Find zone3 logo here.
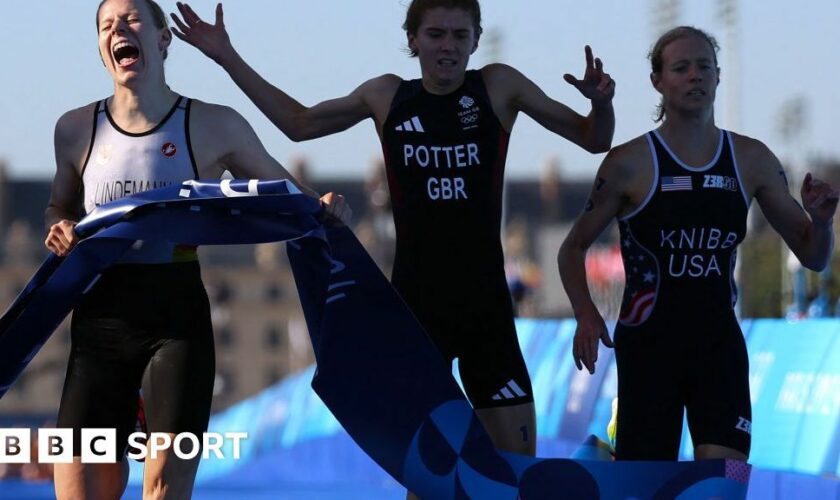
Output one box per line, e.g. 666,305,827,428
703,175,737,191
735,416,752,434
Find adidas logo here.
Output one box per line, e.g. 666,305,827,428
491,379,528,401
395,116,425,133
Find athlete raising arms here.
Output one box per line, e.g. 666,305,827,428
44,1,348,498
558,26,837,461
170,0,615,472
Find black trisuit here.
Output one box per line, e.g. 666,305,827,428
613,129,752,459
380,70,534,409
56,97,215,458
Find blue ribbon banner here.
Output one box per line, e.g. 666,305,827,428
0,180,750,499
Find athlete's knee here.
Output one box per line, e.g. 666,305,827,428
143,452,199,500
53,467,84,500
55,461,126,500
475,402,537,455
144,473,195,500
143,477,169,500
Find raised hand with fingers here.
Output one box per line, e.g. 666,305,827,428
801,172,839,226
563,45,615,105
170,2,234,65
572,309,614,375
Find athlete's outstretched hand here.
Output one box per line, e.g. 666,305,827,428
801,172,839,226
572,309,614,374
319,192,352,227
563,46,615,105
170,2,234,65
45,220,79,257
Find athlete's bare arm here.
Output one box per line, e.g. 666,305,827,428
189,101,352,224
482,46,615,153
44,105,95,256
735,135,838,271
558,138,650,373
169,3,398,140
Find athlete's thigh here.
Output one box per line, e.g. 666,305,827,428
613,327,685,460
458,312,533,410
57,310,147,457
686,329,751,458
142,264,216,435
141,333,215,436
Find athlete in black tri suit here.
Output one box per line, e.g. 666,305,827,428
44,1,349,498
558,26,838,461
381,71,526,412
170,0,615,473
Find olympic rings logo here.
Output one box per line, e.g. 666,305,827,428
460,114,479,125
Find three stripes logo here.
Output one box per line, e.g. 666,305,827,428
395,116,425,133
491,379,528,402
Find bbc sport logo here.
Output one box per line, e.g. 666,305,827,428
0,428,247,463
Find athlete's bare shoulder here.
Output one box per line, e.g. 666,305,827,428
54,102,99,172
362,73,403,92
479,63,523,97
357,73,402,124
183,99,255,175
606,134,651,176
188,99,256,139
600,134,656,211
480,63,520,80
728,130,782,197
55,102,97,139
478,64,529,129
728,131,774,167
188,97,230,118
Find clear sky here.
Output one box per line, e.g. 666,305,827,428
1,1,838,180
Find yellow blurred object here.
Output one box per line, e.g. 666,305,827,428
607,397,618,449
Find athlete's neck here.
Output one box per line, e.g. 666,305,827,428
108,84,179,133
421,74,466,95
657,114,720,166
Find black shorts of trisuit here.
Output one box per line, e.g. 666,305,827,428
56,262,215,459
613,318,752,460
405,291,534,411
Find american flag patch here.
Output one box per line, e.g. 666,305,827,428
661,176,693,191
619,288,656,326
